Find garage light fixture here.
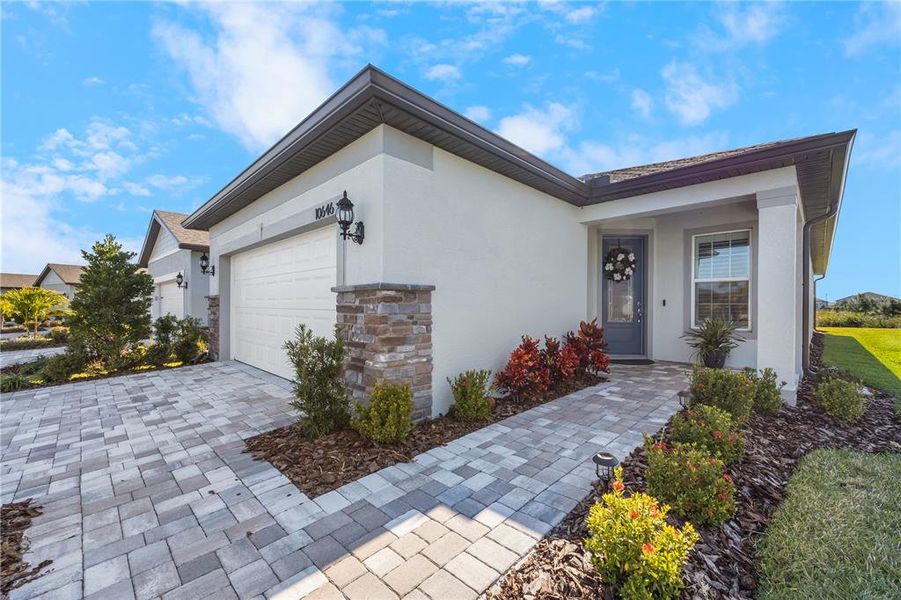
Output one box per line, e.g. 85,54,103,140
176,272,187,289
199,252,215,276
336,191,364,245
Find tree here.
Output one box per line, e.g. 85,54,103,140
1,288,69,338
68,234,154,366
0,295,11,331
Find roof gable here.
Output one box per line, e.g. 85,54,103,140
138,210,210,267
34,263,85,286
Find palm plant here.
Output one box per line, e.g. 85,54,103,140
682,318,743,368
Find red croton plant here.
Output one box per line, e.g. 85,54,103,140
496,320,610,397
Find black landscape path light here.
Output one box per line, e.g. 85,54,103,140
336,191,364,244
593,451,619,485
199,252,215,276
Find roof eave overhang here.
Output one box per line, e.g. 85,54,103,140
183,66,588,230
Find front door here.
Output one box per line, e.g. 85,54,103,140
601,235,646,356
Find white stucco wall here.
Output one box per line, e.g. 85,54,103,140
146,245,210,325
380,128,588,415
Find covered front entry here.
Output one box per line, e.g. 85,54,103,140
229,225,337,380
154,280,184,320
601,235,647,356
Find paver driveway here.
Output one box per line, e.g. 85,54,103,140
1,346,66,368
1,361,687,600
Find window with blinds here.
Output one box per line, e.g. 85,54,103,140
692,230,751,329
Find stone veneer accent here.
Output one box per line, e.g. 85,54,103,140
333,283,435,421
207,295,220,360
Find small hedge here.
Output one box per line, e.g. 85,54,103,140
0,336,58,351
646,440,736,526
689,366,755,423
815,378,866,423
352,381,414,444
448,369,493,421
585,467,698,600
816,310,901,328
670,404,744,464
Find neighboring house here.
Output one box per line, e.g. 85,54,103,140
0,273,38,293
34,263,85,300
815,297,831,310
182,66,854,415
137,210,210,324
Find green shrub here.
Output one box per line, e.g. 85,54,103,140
815,310,901,328
49,326,69,343
41,346,89,383
746,367,784,414
284,324,349,439
585,467,698,600
147,315,178,366
352,381,414,444
670,404,745,464
689,366,755,423
0,374,27,393
816,378,865,423
646,440,736,525
68,234,154,366
173,317,207,363
448,369,493,421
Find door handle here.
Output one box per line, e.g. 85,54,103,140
636,300,642,324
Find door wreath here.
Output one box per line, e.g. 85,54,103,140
603,246,637,282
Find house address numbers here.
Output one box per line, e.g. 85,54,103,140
315,201,335,221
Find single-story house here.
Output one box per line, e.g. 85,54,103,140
182,65,854,418
0,273,38,293
832,291,897,306
34,263,85,300
814,297,831,310
137,210,210,324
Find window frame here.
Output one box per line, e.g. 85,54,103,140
690,228,753,331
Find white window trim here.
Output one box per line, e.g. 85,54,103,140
691,228,752,331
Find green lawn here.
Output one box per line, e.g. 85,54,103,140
757,449,901,599
820,327,901,397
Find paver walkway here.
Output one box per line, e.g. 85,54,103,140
1,346,66,368
1,361,687,600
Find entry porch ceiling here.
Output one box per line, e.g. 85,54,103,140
183,66,853,274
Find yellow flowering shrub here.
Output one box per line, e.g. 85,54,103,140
585,467,699,600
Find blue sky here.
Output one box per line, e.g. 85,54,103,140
2,1,899,300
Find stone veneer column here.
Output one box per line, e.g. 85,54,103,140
332,283,435,421
207,295,220,360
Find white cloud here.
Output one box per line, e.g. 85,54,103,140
854,130,901,169
843,2,901,56
464,105,492,123
503,53,531,67
82,76,105,86
630,89,653,119
123,182,151,197
560,132,730,176
661,61,737,125
153,3,384,151
565,6,597,24
425,63,462,82
554,34,591,51
496,102,575,156
695,3,784,50
146,174,203,191
0,119,201,272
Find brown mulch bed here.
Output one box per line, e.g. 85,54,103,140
487,333,901,600
1,500,51,599
246,375,603,499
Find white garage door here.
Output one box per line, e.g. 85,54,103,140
158,281,184,320
230,225,337,380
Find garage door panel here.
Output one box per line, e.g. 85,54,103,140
230,226,337,380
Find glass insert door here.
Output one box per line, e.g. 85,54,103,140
601,235,646,356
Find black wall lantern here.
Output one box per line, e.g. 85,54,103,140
175,272,187,289
199,252,215,276
593,452,620,485
336,191,364,244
